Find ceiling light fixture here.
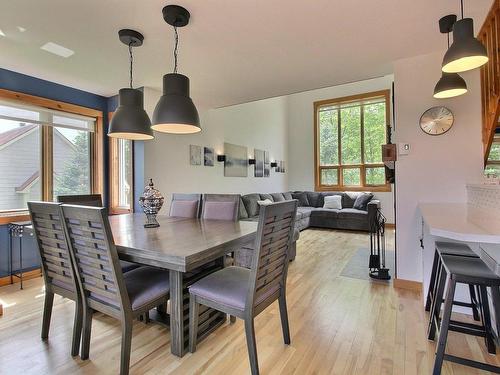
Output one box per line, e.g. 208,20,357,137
441,0,488,73
151,5,200,134
40,42,74,58
108,29,154,140
434,15,468,99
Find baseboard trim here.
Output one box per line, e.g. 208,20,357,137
393,278,422,293
0,268,42,287
385,223,396,229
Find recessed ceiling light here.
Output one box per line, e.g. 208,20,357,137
0,30,5,37
40,42,74,58
17,26,26,32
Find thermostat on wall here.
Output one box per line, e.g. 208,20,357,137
398,143,410,155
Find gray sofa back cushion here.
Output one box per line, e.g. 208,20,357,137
283,192,293,200
306,192,322,207
241,193,262,217
239,197,249,219
353,193,373,210
291,192,309,207
270,193,285,202
259,193,273,201
342,192,364,208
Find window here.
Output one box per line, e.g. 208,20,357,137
109,112,134,214
314,90,390,191
0,90,103,219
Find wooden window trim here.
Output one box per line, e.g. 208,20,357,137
108,112,135,215
0,88,104,217
314,90,391,192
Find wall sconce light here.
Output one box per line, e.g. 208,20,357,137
248,158,256,165
270,161,278,168
217,155,226,162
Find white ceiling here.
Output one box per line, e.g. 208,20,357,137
0,0,493,109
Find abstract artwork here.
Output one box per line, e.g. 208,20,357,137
190,145,201,165
204,147,214,166
264,151,270,177
254,149,265,177
224,142,248,177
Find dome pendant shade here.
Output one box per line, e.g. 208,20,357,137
442,18,488,73
433,72,468,99
152,73,201,134
108,88,154,140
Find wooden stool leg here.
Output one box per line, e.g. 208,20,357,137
433,279,456,375
426,250,439,311
428,261,446,341
469,284,480,321
479,286,496,354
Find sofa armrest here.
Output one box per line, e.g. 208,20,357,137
367,199,380,232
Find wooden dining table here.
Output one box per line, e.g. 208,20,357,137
108,213,258,357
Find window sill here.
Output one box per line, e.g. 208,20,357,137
315,185,392,193
0,211,30,225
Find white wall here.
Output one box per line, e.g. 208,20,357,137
143,88,288,213
287,75,395,223
393,51,484,282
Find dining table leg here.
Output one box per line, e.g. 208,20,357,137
169,270,184,357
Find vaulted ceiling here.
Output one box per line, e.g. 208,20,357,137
0,0,493,108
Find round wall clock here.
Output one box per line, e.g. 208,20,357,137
419,106,454,135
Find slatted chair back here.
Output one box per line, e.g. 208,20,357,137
28,201,77,298
169,193,202,218
59,204,130,319
57,194,103,207
201,194,240,221
247,200,298,313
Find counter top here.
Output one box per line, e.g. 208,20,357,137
419,203,500,243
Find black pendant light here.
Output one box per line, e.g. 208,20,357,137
441,0,488,73
434,15,467,99
151,5,201,134
108,29,154,140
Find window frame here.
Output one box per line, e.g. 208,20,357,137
0,89,104,223
314,89,391,192
108,112,135,214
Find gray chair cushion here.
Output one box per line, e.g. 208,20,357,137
353,193,373,211
291,192,309,207
124,267,170,311
189,266,280,311
259,193,273,202
242,193,261,217
306,192,322,208
120,260,141,273
270,193,285,202
283,192,293,200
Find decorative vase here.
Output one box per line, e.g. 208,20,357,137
139,179,164,228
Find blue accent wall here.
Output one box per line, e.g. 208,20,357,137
0,68,111,278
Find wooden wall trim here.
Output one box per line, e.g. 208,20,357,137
0,268,42,287
393,278,422,293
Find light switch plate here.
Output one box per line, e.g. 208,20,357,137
398,143,410,155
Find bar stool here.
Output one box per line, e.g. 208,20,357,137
425,241,480,321
430,254,500,374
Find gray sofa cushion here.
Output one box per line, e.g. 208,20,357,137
311,208,341,219
241,193,261,217
270,193,285,202
260,193,273,201
338,208,368,220
342,192,364,208
306,192,322,208
319,192,343,208
283,192,293,200
297,207,314,218
353,193,373,210
239,197,248,219
291,192,309,207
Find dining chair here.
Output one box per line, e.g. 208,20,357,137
57,194,103,207
27,201,82,357
188,200,298,375
169,193,202,218
59,204,171,375
201,194,240,221
57,194,139,274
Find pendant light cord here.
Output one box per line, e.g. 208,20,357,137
460,0,464,19
129,42,134,89
173,26,179,73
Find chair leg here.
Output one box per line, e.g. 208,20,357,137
188,296,200,353
71,297,83,357
278,294,291,345
426,250,439,312
120,320,133,375
230,315,236,324
478,286,496,354
433,279,456,375
81,307,93,360
469,284,480,321
244,318,260,375
428,262,446,341
41,291,54,340
145,311,150,324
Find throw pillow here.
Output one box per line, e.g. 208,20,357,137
323,195,342,209
291,192,310,207
257,199,273,206
353,193,374,210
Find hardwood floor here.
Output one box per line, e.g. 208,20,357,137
0,228,499,374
